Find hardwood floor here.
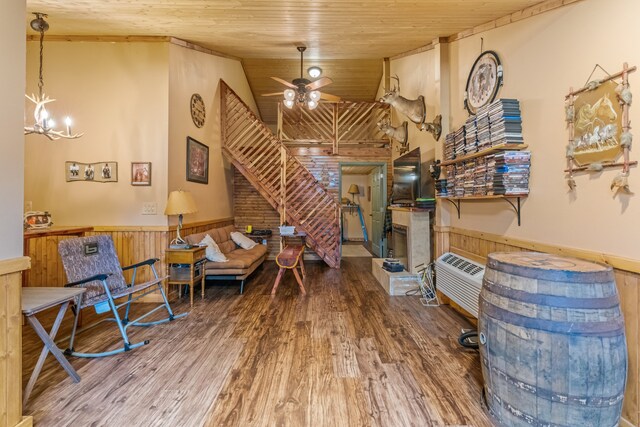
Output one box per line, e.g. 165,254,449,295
22,257,492,426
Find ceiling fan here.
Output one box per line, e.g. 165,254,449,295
262,46,341,109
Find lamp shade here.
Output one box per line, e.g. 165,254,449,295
164,190,198,215
347,184,360,195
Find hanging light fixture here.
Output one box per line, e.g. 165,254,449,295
24,12,82,140
307,66,322,78
283,47,323,110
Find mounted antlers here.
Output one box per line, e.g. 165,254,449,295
24,93,83,140
379,74,442,141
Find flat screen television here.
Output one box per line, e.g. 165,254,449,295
392,148,421,204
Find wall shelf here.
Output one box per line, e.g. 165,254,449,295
440,143,528,166
437,195,527,226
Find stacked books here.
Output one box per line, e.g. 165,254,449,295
463,160,475,196
444,132,456,161
415,198,436,209
473,156,488,196
486,151,531,195
464,117,478,154
454,126,466,158
476,108,491,151
489,99,523,146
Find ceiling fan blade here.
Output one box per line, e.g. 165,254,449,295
305,77,333,91
320,93,341,102
261,92,284,97
270,76,297,89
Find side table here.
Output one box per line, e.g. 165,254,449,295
165,246,207,307
22,287,85,405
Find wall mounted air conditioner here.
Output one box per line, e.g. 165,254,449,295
435,252,485,318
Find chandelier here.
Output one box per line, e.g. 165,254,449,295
24,13,82,140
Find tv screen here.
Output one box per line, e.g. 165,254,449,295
392,148,421,204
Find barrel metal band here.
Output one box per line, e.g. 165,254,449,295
487,258,613,283
483,279,621,309
480,297,625,336
482,356,625,408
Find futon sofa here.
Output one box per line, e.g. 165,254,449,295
185,225,267,293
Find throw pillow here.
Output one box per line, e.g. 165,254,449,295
230,231,258,250
199,234,228,262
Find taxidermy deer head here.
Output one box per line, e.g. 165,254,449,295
379,75,442,141
377,119,409,154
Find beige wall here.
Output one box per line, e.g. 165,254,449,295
168,44,258,224
390,0,640,260
341,174,372,240
25,42,170,226
1,0,26,259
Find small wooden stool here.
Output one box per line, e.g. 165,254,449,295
272,245,306,295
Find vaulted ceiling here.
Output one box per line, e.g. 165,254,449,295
26,0,546,123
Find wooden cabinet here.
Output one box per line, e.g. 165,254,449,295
165,246,206,307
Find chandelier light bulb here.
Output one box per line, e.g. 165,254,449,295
309,91,321,102
308,66,322,79
47,118,56,129
284,99,295,109
64,116,72,134
284,89,296,101
308,99,318,110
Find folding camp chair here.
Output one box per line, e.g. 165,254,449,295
58,235,187,358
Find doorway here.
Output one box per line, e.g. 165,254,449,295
339,162,387,258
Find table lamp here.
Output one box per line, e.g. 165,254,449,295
348,184,360,204
164,190,198,248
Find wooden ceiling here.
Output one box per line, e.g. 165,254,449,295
342,165,378,176
26,0,547,123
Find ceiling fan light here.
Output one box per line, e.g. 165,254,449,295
308,66,322,79
307,99,318,110
309,91,321,102
284,89,296,101
284,99,295,109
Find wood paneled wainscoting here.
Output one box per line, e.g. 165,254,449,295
435,226,640,427
23,219,234,302
1,257,32,427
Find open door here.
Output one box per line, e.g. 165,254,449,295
370,165,386,257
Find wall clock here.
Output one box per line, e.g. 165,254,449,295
464,50,503,115
190,93,206,128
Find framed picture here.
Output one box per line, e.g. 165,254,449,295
66,161,118,183
186,136,209,184
131,162,152,186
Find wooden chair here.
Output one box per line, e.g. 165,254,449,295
271,245,306,295
58,235,187,358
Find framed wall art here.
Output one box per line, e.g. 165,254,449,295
464,50,503,115
131,162,152,186
186,136,209,184
564,62,637,194
66,161,118,183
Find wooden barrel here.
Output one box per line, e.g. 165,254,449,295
478,252,627,427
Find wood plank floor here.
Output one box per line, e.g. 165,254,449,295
22,257,492,426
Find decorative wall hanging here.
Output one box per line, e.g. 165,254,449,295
379,75,442,141
131,162,152,186
66,161,117,182
190,94,206,128
186,136,209,184
464,50,503,115
24,211,52,229
564,63,636,194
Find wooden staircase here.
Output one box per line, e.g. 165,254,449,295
220,80,340,268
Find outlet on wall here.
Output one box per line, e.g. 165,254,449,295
142,202,157,215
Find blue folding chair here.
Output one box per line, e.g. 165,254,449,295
58,235,187,358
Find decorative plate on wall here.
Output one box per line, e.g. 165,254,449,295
464,50,503,115
190,93,206,128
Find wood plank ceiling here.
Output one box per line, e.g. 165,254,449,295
26,0,546,123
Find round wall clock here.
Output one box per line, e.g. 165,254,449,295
464,50,503,115
190,93,206,128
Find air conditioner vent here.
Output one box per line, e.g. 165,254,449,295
435,252,486,318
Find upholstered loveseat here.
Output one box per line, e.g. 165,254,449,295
185,225,267,293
